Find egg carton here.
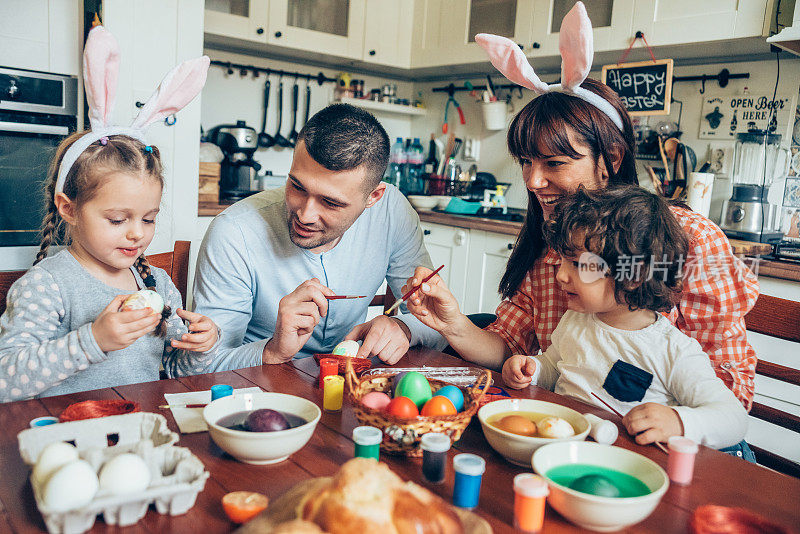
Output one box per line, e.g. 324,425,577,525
17,412,209,534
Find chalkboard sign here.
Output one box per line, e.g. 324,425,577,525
601,59,673,116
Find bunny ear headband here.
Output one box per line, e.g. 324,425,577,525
475,1,623,131
55,26,210,197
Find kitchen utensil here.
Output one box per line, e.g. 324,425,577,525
645,165,663,196
287,80,300,146
384,265,445,315
302,83,311,129
453,137,463,159
273,80,292,148
442,88,465,134
257,79,275,148
657,137,671,187
207,121,262,201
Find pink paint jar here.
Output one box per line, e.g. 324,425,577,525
667,436,699,485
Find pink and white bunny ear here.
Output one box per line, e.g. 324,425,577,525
131,56,210,129
475,34,549,94
83,26,121,131
559,1,593,92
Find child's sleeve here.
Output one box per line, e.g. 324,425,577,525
0,268,107,402
666,337,749,449
161,281,219,378
529,320,564,391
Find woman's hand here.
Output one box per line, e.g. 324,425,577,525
502,355,536,389
170,309,219,353
92,295,160,352
622,403,684,445
402,266,464,335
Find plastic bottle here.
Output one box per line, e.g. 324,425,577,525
385,137,407,188
403,138,425,195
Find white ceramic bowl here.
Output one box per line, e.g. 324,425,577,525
477,398,590,466
407,195,438,211
432,195,453,210
532,441,669,532
203,392,321,465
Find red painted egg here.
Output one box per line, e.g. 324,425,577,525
386,396,420,418
421,396,457,417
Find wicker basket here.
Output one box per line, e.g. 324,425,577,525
345,360,491,457
314,353,372,375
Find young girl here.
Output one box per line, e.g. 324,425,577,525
0,26,216,403
501,186,749,454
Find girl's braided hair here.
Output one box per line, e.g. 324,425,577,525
37,131,170,335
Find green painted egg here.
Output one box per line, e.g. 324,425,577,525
394,371,432,410
569,474,621,498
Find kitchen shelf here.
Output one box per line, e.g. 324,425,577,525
334,97,427,116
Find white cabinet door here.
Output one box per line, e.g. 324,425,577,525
412,0,533,67
463,230,515,315
363,0,413,67
632,0,768,47
204,0,269,43
421,222,470,309
268,0,366,59
529,0,633,56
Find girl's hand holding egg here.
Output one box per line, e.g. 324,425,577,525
502,355,537,389
92,295,161,352
170,309,219,353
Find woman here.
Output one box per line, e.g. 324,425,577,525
404,79,759,415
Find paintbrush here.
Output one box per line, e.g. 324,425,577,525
384,265,445,316
325,295,366,300
591,392,668,454
159,403,207,409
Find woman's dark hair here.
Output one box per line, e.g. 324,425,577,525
543,185,688,312
298,103,390,191
499,78,639,299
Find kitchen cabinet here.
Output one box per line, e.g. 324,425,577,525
0,0,79,76
631,0,769,47
411,0,533,67
204,0,269,43
420,222,470,309
267,0,366,59
363,0,414,67
463,230,514,315
528,0,634,57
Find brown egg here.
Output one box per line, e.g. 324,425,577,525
494,415,537,437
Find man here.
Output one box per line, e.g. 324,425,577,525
193,104,443,371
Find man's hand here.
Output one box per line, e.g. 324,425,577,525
502,355,537,389
263,278,335,364
344,315,411,365
622,403,684,445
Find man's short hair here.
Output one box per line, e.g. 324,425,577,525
298,103,390,189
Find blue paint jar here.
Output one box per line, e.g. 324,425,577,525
211,384,233,401
452,453,485,509
29,416,59,428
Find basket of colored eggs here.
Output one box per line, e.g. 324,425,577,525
314,340,372,375
344,360,491,457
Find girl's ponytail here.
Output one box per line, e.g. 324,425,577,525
34,200,59,266
134,255,171,337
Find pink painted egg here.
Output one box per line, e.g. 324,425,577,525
361,391,392,411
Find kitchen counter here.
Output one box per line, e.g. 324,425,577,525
197,200,799,282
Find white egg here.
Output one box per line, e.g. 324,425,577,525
120,289,164,314
537,416,576,439
42,460,98,512
332,340,359,357
32,442,79,490
98,453,151,495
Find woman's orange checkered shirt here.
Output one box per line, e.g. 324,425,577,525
485,206,759,409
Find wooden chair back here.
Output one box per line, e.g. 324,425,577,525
0,241,191,316
370,286,396,316
745,293,800,478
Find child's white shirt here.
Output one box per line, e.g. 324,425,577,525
529,310,748,449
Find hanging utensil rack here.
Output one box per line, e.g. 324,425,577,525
209,60,336,85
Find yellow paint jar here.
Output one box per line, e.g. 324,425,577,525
323,374,344,411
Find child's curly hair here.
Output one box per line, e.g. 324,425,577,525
543,185,689,312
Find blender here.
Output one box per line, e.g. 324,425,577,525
720,132,787,243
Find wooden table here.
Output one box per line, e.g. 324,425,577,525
2,349,799,533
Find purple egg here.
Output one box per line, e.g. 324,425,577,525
245,409,290,432
392,372,409,396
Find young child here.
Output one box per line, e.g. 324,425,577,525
501,186,749,453
0,26,217,403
